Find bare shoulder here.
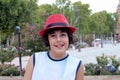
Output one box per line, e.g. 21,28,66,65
75,63,84,80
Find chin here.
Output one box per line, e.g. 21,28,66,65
55,49,66,54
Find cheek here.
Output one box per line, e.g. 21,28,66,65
49,41,53,46
48,38,55,46
65,38,69,45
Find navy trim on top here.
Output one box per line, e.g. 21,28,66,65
76,60,82,75
33,53,35,67
47,51,69,61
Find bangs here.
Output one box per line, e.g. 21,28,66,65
46,28,69,35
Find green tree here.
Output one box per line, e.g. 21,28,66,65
73,2,91,36
0,0,38,43
89,11,116,38
105,13,117,36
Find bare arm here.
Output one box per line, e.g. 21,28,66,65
23,56,33,80
75,64,84,80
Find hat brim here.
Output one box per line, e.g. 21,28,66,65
38,26,76,37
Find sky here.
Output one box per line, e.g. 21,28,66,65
37,0,119,13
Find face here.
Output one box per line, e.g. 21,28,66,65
48,30,69,55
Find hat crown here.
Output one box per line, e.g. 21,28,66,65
38,14,76,37
45,14,69,28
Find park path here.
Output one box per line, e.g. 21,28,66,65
0,75,120,80
68,43,120,64
11,43,120,69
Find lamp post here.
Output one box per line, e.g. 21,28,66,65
0,28,1,49
111,15,116,44
70,4,73,26
0,35,1,49
111,32,113,44
93,31,96,40
30,0,34,26
100,14,103,48
75,6,81,52
15,26,22,76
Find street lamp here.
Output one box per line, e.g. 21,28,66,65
0,28,1,49
70,4,73,26
30,0,34,26
93,31,96,40
15,26,22,77
111,15,116,44
75,6,81,52
100,14,103,48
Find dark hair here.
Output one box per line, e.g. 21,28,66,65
42,28,74,47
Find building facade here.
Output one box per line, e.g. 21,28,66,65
116,0,120,42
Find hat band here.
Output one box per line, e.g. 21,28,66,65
46,22,68,28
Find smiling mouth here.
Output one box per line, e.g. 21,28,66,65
55,44,64,48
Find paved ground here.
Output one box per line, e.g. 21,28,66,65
68,43,120,64
0,76,22,80
10,43,120,69
0,75,120,80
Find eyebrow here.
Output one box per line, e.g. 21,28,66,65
48,29,67,34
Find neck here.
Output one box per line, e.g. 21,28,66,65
49,51,67,60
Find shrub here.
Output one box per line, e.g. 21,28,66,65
84,63,101,75
85,54,120,75
109,55,120,68
0,48,17,64
96,54,108,68
0,64,21,76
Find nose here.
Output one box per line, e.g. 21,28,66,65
56,35,61,42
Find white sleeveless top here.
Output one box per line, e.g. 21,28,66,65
32,51,81,80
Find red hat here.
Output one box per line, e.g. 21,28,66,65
38,14,76,37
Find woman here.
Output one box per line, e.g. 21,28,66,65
23,14,84,80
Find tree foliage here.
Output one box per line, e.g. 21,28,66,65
0,0,117,52
0,0,37,42
89,11,116,38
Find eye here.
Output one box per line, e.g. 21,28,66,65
50,34,56,38
61,33,67,37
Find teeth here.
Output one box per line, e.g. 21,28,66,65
57,45,62,47
55,44,64,48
